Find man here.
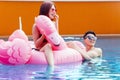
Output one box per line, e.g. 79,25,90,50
66,31,102,63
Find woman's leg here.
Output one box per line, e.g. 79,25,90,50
41,43,54,66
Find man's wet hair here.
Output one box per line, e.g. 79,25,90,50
83,31,96,39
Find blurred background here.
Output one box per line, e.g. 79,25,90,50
0,0,120,36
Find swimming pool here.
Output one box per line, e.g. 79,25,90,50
0,36,120,80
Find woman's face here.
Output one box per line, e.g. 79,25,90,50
48,5,56,20
84,34,97,46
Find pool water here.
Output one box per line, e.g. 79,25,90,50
0,36,120,80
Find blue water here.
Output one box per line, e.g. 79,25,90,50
0,36,120,80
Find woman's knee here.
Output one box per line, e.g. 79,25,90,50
44,43,52,50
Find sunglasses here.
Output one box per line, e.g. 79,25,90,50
51,8,57,12
85,36,97,41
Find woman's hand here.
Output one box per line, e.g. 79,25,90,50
54,14,59,21
54,14,59,31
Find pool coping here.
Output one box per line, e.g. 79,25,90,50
1,34,120,37
0,34,120,40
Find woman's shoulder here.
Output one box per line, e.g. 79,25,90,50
32,24,41,33
32,24,37,29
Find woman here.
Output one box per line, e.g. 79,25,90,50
32,1,59,66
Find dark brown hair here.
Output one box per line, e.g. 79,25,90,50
39,1,54,17
83,31,96,39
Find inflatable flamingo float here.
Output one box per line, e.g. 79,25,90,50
0,16,85,65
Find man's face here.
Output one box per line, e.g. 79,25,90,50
84,34,97,46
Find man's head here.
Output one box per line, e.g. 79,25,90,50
83,31,96,39
83,31,97,46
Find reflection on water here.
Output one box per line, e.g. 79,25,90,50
0,36,120,80
0,60,119,80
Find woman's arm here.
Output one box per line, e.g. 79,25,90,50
32,24,46,49
54,14,59,32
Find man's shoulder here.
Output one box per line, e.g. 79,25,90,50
94,47,102,55
95,48,102,52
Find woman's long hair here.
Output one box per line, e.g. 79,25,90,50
39,1,55,17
